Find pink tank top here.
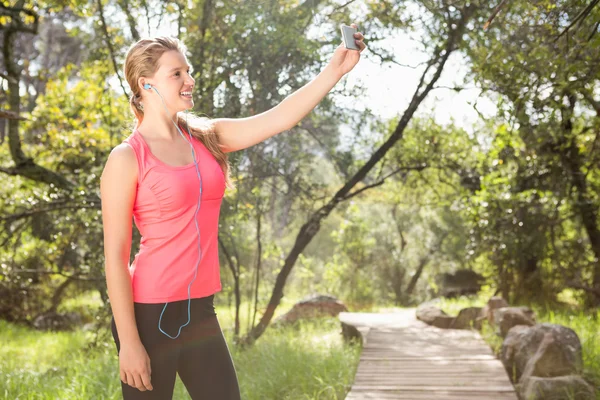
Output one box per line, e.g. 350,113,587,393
123,129,225,303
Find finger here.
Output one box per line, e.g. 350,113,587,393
353,32,364,40
357,39,367,52
141,371,154,391
120,370,128,385
351,23,358,29
125,372,134,387
132,374,147,391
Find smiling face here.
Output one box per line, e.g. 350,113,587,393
139,50,195,114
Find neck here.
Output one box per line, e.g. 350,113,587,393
137,107,181,140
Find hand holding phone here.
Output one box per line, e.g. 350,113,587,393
340,24,360,51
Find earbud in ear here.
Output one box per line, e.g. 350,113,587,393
144,83,152,90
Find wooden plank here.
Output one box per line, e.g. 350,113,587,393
343,311,518,400
358,355,498,361
347,389,519,400
351,385,516,392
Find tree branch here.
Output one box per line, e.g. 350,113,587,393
368,46,424,69
483,0,509,30
96,0,129,100
0,71,17,84
343,165,426,200
116,0,141,41
556,0,600,40
1,200,100,223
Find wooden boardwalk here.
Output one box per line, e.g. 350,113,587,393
340,309,518,400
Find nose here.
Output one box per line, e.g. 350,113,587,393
185,74,195,87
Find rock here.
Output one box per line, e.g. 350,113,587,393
416,306,454,329
516,306,536,322
501,325,531,382
493,307,536,337
521,332,583,380
482,296,509,325
501,323,583,383
519,375,595,400
341,321,362,345
436,269,485,298
450,307,483,330
33,311,82,331
418,298,442,308
273,294,348,325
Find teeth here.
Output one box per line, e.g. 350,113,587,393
180,91,192,96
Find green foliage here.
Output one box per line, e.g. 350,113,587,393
0,58,131,321
0,299,361,399
3,0,600,360
452,0,600,304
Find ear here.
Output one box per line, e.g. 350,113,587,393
137,77,151,92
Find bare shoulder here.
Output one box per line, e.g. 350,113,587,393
107,142,137,166
100,142,138,214
101,143,138,183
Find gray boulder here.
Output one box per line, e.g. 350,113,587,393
273,294,348,325
501,323,583,383
416,306,454,329
450,307,483,330
493,306,536,337
522,332,583,380
482,296,509,325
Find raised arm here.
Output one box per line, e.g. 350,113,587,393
214,27,366,153
213,64,342,153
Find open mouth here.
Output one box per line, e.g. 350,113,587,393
180,91,193,99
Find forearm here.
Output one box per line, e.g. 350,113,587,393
105,258,140,346
276,64,343,130
213,64,344,153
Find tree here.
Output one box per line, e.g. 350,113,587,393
239,0,482,346
460,0,600,304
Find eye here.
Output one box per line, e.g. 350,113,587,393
174,71,181,77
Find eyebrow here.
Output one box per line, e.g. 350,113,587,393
168,65,192,73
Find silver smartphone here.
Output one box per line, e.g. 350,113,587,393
340,24,360,51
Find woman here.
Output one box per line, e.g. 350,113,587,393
100,26,365,399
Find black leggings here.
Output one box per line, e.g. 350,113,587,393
110,295,241,400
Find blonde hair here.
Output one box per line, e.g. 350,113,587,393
123,36,234,190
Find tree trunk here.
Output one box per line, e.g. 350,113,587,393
218,236,241,336
251,207,263,329
404,256,429,299
404,232,448,303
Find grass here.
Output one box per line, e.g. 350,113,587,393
438,294,600,398
11,290,597,399
0,292,362,400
